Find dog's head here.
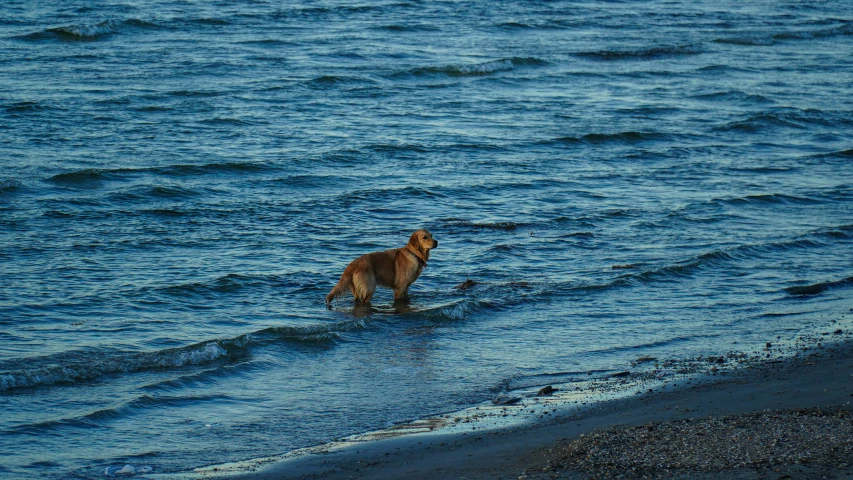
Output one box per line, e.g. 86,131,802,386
408,229,438,259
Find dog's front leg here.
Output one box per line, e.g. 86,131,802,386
393,286,409,301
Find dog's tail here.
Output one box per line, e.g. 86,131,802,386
325,277,349,304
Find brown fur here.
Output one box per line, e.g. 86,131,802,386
326,229,438,304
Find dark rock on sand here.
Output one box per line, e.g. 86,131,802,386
537,386,556,396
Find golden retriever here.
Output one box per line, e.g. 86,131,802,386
326,229,438,304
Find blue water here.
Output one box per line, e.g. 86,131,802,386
2,0,853,477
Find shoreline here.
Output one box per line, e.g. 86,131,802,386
161,320,853,480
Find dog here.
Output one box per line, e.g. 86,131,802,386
326,229,438,304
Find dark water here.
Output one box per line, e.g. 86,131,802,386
2,0,853,477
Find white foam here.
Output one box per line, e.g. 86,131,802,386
59,20,121,38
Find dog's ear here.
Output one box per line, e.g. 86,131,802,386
407,231,421,251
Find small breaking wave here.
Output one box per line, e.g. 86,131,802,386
808,148,853,160
413,299,487,323
717,113,802,132
305,75,376,89
3,101,62,113
713,22,853,46
15,19,156,41
408,57,547,77
48,168,111,184
46,162,274,184
374,24,439,32
0,338,249,392
0,316,383,392
157,273,293,297
0,178,22,193
10,393,232,435
785,276,853,296
437,218,525,232
253,319,371,344
553,131,674,145
326,185,445,208
713,35,776,46
692,90,774,104
773,21,853,40
575,44,703,60
712,193,822,206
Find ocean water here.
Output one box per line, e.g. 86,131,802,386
1,0,852,477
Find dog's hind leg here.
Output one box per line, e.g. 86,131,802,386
351,270,376,304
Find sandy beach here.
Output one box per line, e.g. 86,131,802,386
181,327,853,480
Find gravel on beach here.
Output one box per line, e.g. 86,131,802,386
524,407,853,479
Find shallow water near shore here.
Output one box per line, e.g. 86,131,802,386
2,0,853,478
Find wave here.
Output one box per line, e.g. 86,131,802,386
0,315,381,392
0,178,22,193
284,4,393,18
773,21,853,40
713,35,776,46
187,17,230,26
199,117,257,126
712,193,822,206
46,162,274,184
692,90,774,104
160,162,273,176
321,185,444,209
575,44,703,60
553,224,853,296
437,218,525,232
168,90,222,97
48,168,112,184
15,19,156,41
10,393,232,434
716,109,849,133
411,299,487,323
407,57,548,77
3,101,62,113
109,184,201,202
709,22,853,47
305,75,376,88
374,24,439,32
0,338,249,392
808,148,853,160
155,273,291,297
253,319,372,344
785,276,853,296
553,131,674,145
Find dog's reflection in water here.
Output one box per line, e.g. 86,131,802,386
349,299,414,318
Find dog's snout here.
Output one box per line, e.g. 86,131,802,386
433,240,438,247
